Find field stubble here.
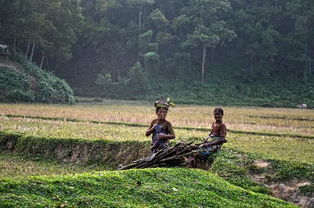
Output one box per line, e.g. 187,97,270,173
0,103,313,135
0,103,313,164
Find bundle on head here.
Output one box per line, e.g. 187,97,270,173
154,98,175,109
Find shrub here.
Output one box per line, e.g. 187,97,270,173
0,54,75,104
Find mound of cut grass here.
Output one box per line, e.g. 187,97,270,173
0,168,296,208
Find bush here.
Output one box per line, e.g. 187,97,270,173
0,66,34,102
7,89,34,102
0,54,75,104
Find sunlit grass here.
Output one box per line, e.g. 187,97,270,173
0,103,313,135
225,134,314,164
0,168,296,208
0,116,313,164
0,117,205,142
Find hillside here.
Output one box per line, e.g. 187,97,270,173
0,55,74,104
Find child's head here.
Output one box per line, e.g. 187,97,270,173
213,107,224,121
156,107,168,120
154,99,171,120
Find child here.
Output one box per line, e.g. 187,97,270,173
146,99,176,153
186,107,227,168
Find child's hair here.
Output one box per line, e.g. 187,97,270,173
156,106,168,113
214,107,224,115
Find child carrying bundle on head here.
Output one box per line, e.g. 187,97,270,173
145,99,176,153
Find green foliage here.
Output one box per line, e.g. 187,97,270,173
0,0,84,62
156,32,174,47
146,43,159,52
271,161,314,182
69,0,314,105
95,72,112,85
137,78,314,108
0,55,75,104
2,0,314,106
0,67,34,102
128,61,148,93
148,9,169,30
144,52,160,72
299,185,314,197
138,30,153,55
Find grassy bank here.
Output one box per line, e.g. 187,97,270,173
0,168,297,208
0,151,108,179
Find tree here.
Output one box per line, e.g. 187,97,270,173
181,0,236,83
286,0,314,79
0,0,84,65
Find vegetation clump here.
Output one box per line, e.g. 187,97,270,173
0,55,75,104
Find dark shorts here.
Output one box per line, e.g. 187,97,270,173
151,139,169,153
198,144,221,158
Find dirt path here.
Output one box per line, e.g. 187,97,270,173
251,160,314,208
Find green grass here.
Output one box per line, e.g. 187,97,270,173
1,143,312,205
0,168,297,208
225,133,314,164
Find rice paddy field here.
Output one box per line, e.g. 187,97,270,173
0,102,313,163
0,101,313,207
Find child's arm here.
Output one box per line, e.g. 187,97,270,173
157,122,175,140
205,137,227,146
204,123,227,146
145,121,156,137
208,122,214,137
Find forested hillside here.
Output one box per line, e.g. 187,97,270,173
1,0,313,106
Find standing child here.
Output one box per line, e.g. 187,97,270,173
186,107,227,168
146,100,176,153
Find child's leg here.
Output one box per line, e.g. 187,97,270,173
184,153,199,168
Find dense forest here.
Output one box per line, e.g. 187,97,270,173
1,0,314,106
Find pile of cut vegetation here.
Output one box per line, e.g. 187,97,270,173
0,55,74,104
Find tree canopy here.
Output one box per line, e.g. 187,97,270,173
0,0,313,104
